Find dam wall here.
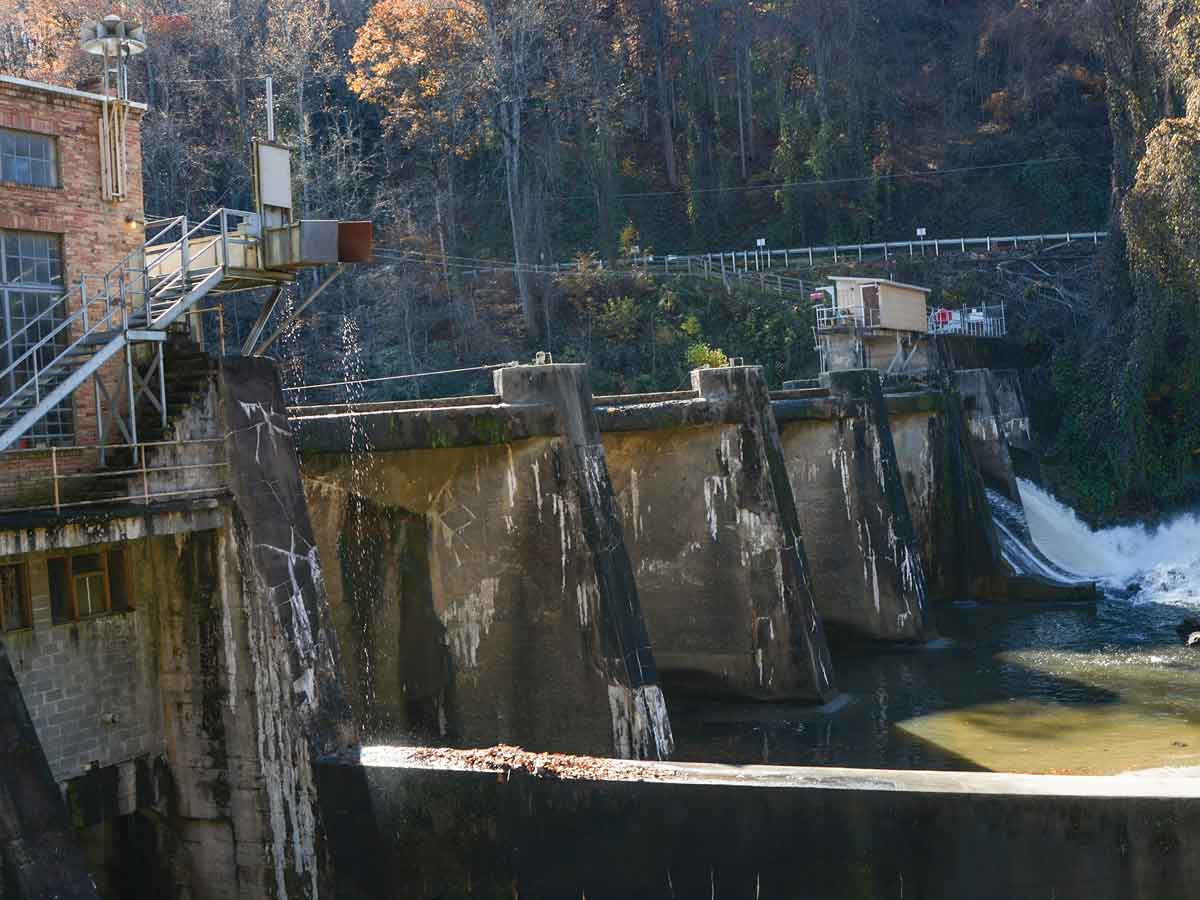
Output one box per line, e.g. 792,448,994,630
318,753,1200,900
596,366,835,700
774,370,933,642
297,365,672,760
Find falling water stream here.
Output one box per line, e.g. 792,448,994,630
671,479,1200,774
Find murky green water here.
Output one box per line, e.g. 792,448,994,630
670,598,1200,774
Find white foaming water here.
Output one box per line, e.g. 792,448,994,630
1018,478,1200,605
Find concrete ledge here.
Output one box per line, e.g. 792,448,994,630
884,391,944,415
771,397,852,422
593,390,699,406
294,402,561,453
594,398,724,432
0,500,227,556
289,394,501,417
318,752,1200,899
332,747,1200,797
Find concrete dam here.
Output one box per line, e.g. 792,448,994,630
292,357,1052,759
7,349,1197,900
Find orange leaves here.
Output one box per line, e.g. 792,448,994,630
350,0,483,95
350,0,490,150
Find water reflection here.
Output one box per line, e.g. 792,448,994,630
669,596,1200,774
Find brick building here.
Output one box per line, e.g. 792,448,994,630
0,75,146,448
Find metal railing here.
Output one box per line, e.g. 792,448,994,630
0,438,228,515
928,304,1007,338
0,207,257,454
627,230,1108,272
814,303,880,331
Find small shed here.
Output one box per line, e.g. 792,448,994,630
831,277,930,333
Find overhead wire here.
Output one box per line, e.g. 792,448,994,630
283,362,517,394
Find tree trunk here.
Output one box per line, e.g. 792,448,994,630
499,102,538,338
736,49,747,180
655,55,679,187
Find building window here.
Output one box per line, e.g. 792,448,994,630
48,547,130,624
0,229,72,445
0,128,58,188
0,563,30,631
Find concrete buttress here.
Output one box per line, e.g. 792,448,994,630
599,366,836,701
777,369,934,642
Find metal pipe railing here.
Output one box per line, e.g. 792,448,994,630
0,437,229,514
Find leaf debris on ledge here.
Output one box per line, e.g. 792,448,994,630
347,744,673,782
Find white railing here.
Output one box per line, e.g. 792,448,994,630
928,304,1007,338
627,231,1108,272
814,303,880,331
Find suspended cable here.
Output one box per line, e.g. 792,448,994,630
283,362,517,394
552,156,1104,202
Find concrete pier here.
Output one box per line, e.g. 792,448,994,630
776,369,934,641
598,366,836,701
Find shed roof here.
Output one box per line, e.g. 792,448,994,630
830,276,931,294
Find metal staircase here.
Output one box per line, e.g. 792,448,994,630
0,208,283,454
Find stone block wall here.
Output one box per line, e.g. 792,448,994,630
5,546,163,784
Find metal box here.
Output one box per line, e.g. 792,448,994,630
263,220,339,270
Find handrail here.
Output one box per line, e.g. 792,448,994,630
0,303,123,414
148,235,221,303
0,205,255,454
0,300,89,394
0,289,74,357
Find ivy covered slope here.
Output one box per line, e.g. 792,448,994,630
1023,1,1200,525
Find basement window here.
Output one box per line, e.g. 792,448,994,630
0,562,30,631
0,128,58,188
48,547,131,624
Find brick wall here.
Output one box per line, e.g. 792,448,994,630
0,79,146,453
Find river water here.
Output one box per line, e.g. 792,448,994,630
671,480,1200,774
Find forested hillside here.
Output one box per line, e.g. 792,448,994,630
2,0,1199,524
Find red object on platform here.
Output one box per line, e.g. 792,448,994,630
934,307,953,324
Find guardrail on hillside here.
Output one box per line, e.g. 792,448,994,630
629,230,1108,273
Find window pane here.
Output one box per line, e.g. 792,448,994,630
76,573,107,617
0,564,28,631
107,549,129,612
72,553,103,575
48,557,70,623
0,129,57,188
1,230,63,288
